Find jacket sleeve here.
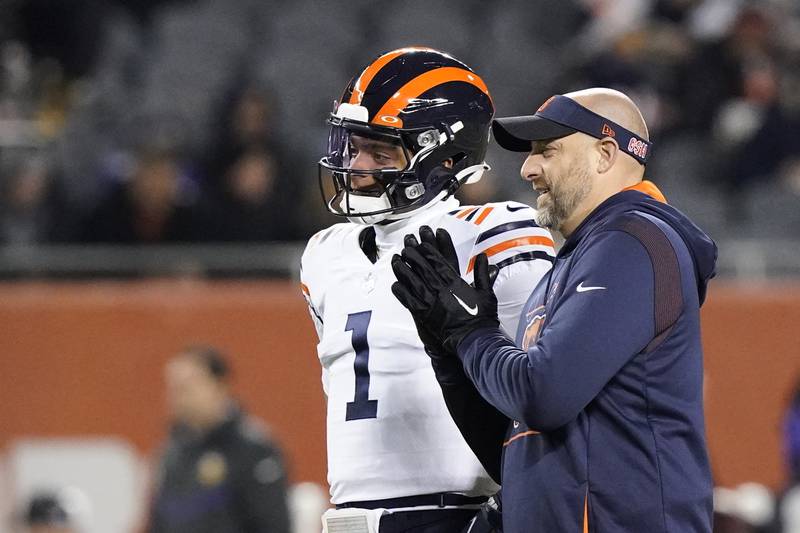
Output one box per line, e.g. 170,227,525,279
432,357,508,483
433,232,553,483
238,441,291,533
456,229,658,431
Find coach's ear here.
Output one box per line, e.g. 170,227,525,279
596,137,619,174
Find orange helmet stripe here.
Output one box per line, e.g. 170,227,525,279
349,47,437,105
371,66,491,126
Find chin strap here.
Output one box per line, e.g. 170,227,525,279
456,162,490,185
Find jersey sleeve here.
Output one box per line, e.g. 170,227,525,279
456,227,658,431
300,233,325,341
465,202,555,336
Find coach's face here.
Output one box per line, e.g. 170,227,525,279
520,133,595,235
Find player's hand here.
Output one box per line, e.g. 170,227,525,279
391,226,500,355
393,233,447,355
391,228,461,383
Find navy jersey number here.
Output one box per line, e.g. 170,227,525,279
345,311,378,421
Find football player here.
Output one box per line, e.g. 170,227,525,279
301,47,555,533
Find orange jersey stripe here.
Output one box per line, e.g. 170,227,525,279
300,283,310,297
467,235,555,273
473,206,494,225
623,180,667,203
371,66,491,125
456,206,479,219
503,429,540,447
349,47,436,105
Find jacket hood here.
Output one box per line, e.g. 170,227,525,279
563,181,717,304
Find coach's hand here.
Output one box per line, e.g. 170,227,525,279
391,226,499,355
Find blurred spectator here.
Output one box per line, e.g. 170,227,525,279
678,5,768,135
16,491,79,533
205,82,278,182
0,154,72,244
683,5,800,219
80,148,200,243
148,345,290,533
199,81,305,240
199,143,303,242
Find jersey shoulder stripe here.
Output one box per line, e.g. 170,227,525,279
494,250,555,270
476,219,540,244
448,202,532,227
467,235,555,273
456,201,555,273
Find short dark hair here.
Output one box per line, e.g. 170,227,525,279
182,345,230,382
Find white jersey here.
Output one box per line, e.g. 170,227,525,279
300,196,555,505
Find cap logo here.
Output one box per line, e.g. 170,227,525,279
627,137,648,158
537,96,556,113
601,124,616,137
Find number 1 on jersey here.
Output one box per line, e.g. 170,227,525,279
345,311,378,421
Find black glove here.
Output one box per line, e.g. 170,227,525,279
391,225,500,355
390,229,457,383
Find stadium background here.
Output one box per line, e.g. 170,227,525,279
0,0,799,531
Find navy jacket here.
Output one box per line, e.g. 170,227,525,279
456,183,716,532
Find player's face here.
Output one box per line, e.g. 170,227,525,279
346,134,408,192
520,135,592,232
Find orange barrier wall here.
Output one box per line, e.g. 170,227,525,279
0,280,798,491
0,281,325,485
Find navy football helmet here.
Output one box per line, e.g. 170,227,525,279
318,47,494,224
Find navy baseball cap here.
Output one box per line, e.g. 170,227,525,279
492,95,652,164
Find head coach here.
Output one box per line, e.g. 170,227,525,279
390,88,717,532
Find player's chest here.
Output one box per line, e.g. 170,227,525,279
319,253,400,310
316,254,419,348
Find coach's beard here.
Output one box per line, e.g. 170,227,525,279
534,161,592,232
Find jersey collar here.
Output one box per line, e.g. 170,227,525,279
373,196,460,252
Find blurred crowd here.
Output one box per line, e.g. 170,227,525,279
1,0,800,247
